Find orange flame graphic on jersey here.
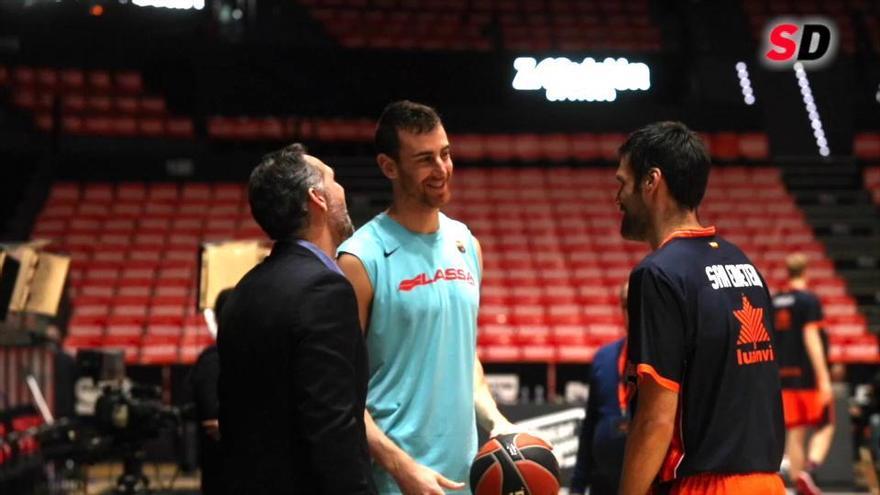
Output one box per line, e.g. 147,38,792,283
735,295,771,350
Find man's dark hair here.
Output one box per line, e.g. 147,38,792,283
248,143,322,241
619,121,711,210
375,100,442,159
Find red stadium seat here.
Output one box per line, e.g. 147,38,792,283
513,134,543,161
739,133,769,160
539,134,571,162
485,135,517,162
166,117,194,139
114,71,143,94
547,304,582,325
60,69,85,91
478,324,515,345
520,345,556,362
479,345,522,363
598,133,626,160
88,71,112,92
138,117,165,137
515,325,551,345
479,304,512,325
511,305,545,325
712,132,740,160
570,133,599,161
556,343,599,363
140,97,166,115
14,66,36,86
854,133,880,159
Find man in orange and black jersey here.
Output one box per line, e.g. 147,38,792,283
773,253,834,495
615,122,785,495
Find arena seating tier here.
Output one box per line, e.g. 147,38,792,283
33,182,265,364
298,0,660,52
37,166,875,365
444,166,874,364
0,66,194,139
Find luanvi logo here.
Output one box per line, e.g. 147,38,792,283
762,17,838,70
734,295,775,366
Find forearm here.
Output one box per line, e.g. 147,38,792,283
474,359,510,433
365,409,413,478
804,325,831,389
618,415,675,495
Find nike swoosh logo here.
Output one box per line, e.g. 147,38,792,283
384,247,399,258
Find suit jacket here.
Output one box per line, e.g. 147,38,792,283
570,338,627,495
217,240,376,494
189,345,222,494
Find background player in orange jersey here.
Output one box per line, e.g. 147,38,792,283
773,252,834,495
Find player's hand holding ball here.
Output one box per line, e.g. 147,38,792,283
470,431,560,495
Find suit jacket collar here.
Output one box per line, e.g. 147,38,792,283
272,237,342,275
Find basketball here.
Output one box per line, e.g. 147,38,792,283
469,433,559,495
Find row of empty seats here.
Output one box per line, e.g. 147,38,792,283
207,116,374,142
13,92,166,115
32,183,258,364
444,167,872,362
33,114,195,139
0,66,143,94
301,0,649,14
207,122,768,162
301,0,660,52
43,168,873,365
1,65,194,139
450,132,768,162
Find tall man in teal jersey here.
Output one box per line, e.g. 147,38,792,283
338,101,523,494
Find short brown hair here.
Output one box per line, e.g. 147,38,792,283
375,100,442,159
786,252,808,279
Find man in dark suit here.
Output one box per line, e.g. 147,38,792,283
570,284,629,495
218,143,376,494
188,288,231,495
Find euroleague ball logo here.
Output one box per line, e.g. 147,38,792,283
762,17,838,69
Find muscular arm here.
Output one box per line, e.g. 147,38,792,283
338,254,373,333
618,375,678,495
804,322,832,404
338,253,464,493
471,237,517,436
475,358,514,435
338,254,402,466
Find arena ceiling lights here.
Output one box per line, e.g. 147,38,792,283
131,0,205,9
512,56,651,102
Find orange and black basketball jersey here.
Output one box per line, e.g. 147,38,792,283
626,227,784,483
772,289,824,390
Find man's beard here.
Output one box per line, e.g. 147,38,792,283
400,169,450,209
329,199,355,246
620,202,649,241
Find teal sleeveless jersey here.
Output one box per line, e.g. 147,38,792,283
338,212,481,494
